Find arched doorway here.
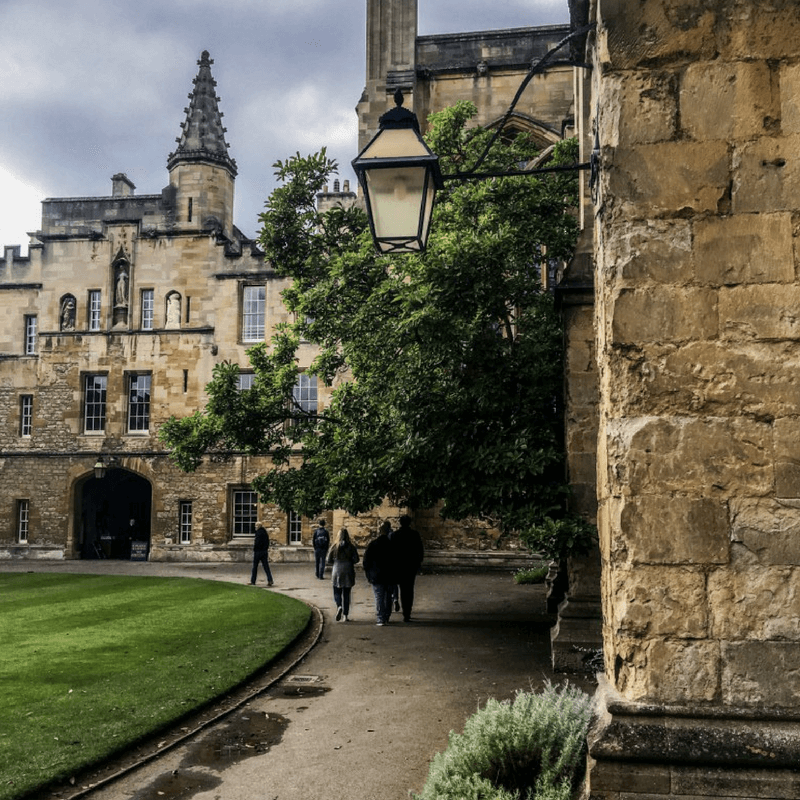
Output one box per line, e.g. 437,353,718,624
78,468,152,559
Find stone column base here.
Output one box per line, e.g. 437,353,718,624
585,677,800,799
550,594,602,673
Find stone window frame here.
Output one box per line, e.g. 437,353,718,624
179,500,193,544
24,315,37,355
237,371,255,391
126,372,152,433
16,499,29,543
241,284,266,342
88,290,102,331
83,372,108,434
231,488,258,540
19,394,33,437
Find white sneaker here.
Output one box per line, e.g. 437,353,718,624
335,606,343,621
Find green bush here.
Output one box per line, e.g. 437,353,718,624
414,682,594,800
513,565,549,585
520,516,597,562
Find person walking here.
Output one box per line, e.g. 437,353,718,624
326,528,359,621
389,515,424,621
249,521,274,586
312,519,330,580
363,521,396,626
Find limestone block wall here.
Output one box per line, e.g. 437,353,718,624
594,0,800,709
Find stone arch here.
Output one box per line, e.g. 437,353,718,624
485,112,561,150
73,466,152,559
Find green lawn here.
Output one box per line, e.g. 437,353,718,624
0,573,311,800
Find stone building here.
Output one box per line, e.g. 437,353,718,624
0,51,326,563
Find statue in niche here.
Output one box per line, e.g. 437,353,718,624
59,295,76,331
166,292,181,329
115,265,129,307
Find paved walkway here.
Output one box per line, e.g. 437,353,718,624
5,559,596,800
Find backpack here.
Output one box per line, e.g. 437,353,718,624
313,526,330,550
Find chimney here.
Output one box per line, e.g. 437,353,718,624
112,173,136,197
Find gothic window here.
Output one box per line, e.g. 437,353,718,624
242,285,265,341
231,490,258,539
127,373,152,432
83,374,107,433
24,315,37,355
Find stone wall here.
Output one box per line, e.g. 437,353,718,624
588,0,800,795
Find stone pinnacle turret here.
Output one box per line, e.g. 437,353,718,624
167,50,237,177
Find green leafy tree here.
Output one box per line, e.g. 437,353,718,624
159,102,579,535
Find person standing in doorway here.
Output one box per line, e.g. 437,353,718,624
312,519,330,580
363,521,396,626
249,521,274,586
326,528,359,621
389,515,424,622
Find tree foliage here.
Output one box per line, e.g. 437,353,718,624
159,102,580,533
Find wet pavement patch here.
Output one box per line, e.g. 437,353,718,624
129,770,221,800
182,710,290,768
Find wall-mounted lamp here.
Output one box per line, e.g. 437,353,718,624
93,456,120,479
352,23,596,255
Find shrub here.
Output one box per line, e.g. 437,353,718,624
519,516,597,562
513,565,549,585
413,682,594,800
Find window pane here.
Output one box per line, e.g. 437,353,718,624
179,501,193,544
292,374,318,423
237,372,255,391
141,289,154,330
88,291,101,331
84,374,107,432
288,511,302,544
20,395,33,437
24,315,37,355
17,500,29,543
232,490,258,538
128,374,151,431
242,285,265,341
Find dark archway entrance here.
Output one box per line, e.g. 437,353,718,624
78,468,152,559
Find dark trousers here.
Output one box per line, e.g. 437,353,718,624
251,552,273,584
397,577,416,620
371,583,394,623
314,548,327,579
333,586,352,616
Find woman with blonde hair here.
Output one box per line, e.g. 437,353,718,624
326,528,359,621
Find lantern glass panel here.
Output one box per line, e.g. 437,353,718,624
366,166,427,243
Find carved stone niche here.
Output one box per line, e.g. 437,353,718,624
165,291,182,329
112,256,130,328
59,294,76,331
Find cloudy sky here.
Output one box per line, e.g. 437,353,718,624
0,0,569,251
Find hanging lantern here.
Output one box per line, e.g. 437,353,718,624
352,91,442,254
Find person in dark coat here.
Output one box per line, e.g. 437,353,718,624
312,519,330,580
249,521,274,586
363,521,396,626
326,528,359,621
389,515,424,621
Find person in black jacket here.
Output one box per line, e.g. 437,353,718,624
389,515,424,621
363,521,396,626
249,522,274,586
312,519,330,580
